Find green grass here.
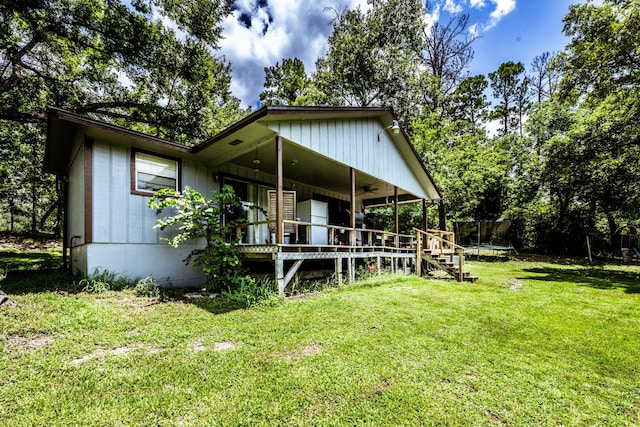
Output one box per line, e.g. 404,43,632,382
1,256,639,426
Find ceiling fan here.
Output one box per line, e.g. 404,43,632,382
358,185,381,195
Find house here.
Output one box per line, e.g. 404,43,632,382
45,106,472,292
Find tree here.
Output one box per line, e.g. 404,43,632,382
529,52,561,103
421,11,477,97
313,0,424,111
488,61,527,136
259,58,318,106
412,112,507,224
557,0,640,234
0,0,246,233
148,185,251,291
559,0,640,106
449,74,489,126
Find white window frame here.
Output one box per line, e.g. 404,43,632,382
132,150,180,195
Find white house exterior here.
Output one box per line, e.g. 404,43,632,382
45,106,443,289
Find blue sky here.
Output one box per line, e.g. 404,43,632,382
218,0,582,108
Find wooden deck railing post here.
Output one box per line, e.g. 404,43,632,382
457,248,464,282
416,229,422,277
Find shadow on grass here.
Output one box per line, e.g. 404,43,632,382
0,250,63,271
521,265,640,294
1,269,82,294
1,269,243,315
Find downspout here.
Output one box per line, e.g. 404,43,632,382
69,235,81,274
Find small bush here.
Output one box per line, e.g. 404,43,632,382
78,269,132,293
222,276,281,308
133,275,161,297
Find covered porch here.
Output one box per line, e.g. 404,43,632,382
193,106,471,293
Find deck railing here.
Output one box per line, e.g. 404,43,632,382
236,220,415,249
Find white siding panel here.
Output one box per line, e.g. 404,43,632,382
92,143,111,242
110,145,128,243
68,138,85,245
85,243,206,287
271,119,427,198
142,193,158,243
127,192,144,243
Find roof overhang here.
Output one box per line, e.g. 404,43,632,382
45,106,442,201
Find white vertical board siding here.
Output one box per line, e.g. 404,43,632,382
90,140,211,245
92,143,111,242
111,145,128,243
269,119,428,199
85,243,206,287
67,136,85,245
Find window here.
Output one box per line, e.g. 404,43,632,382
132,151,180,194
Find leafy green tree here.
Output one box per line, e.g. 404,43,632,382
259,58,321,106
0,0,246,232
412,112,508,224
488,61,527,136
313,0,424,110
148,185,252,291
556,0,640,235
449,75,489,126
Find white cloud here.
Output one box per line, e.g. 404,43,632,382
469,23,480,38
485,0,516,30
444,0,463,14
424,3,441,32
219,0,379,107
219,0,518,107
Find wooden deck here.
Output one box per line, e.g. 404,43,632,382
236,223,476,295
238,242,417,295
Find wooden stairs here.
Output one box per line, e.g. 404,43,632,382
420,249,478,282
415,229,477,282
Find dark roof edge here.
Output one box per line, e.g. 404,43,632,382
192,106,270,153
47,107,192,153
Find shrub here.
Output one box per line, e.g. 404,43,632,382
148,185,261,292
222,277,281,308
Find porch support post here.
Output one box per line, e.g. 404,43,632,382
376,256,381,275
422,199,428,231
347,255,354,283
275,135,284,244
335,258,343,285
275,257,285,296
349,167,357,246
394,186,399,247
416,231,422,277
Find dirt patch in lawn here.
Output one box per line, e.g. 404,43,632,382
5,333,54,353
508,279,523,291
110,297,161,309
390,286,417,292
189,340,235,353
69,343,163,365
280,344,324,359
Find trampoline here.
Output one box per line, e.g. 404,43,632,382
454,220,517,257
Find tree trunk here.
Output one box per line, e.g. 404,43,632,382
438,200,447,231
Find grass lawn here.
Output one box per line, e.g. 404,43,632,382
1,251,639,426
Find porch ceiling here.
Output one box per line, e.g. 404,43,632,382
229,137,415,202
